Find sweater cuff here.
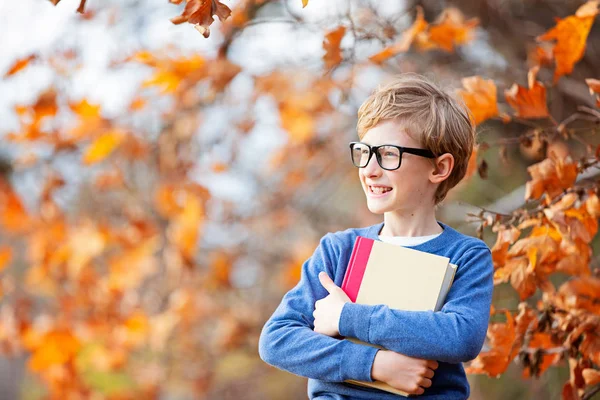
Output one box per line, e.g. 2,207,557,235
339,302,372,342
339,339,379,382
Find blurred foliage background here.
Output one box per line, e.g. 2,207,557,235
1,0,600,399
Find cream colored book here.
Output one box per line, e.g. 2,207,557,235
341,237,458,396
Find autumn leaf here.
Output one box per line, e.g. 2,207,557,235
491,225,521,269
28,329,81,372
466,311,516,377
505,67,549,119
369,7,427,63
280,104,314,144
108,239,159,291
0,181,33,234
0,247,12,273
585,78,600,107
48,0,88,13
509,256,537,300
525,153,578,201
82,130,126,165
554,277,600,314
323,26,345,69
170,0,232,38
416,7,478,53
537,1,599,83
168,192,204,261
4,54,37,77
140,54,206,94
522,332,562,378
302,0,308,7
457,76,498,125
582,369,600,386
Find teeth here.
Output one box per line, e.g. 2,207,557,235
370,186,392,194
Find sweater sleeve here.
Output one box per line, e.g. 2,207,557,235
258,233,380,382
338,246,494,364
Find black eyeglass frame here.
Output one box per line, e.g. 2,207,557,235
348,141,436,171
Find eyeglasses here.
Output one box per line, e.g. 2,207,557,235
349,142,436,171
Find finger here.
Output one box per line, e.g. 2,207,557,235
419,377,432,388
427,360,439,370
424,368,435,379
318,271,338,294
413,386,425,396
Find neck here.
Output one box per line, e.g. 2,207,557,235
379,206,442,237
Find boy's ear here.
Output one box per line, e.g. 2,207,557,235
429,153,454,184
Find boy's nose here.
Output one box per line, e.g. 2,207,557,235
362,154,383,176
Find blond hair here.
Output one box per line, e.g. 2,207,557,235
357,73,475,205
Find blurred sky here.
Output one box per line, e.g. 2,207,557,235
0,0,506,209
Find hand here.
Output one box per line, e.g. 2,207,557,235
371,350,439,396
313,272,351,337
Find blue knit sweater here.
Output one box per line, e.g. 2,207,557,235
259,221,494,399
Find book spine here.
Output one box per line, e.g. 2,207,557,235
341,236,373,302
341,237,361,301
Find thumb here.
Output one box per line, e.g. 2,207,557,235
318,271,338,294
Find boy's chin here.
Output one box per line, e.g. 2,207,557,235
365,202,390,215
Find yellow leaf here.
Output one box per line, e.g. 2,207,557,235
82,130,125,165
302,0,308,7
142,70,182,94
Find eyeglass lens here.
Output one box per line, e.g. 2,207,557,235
351,143,401,170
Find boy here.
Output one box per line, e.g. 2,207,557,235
258,73,494,399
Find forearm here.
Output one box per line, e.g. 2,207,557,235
259,315,379,382
340,303,485,363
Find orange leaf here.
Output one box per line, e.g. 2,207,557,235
280,103,314,143
4,54,37,77
82,130,125,165
509,257,537,300
522,332,562,377
323,26,345,69
457,76,498,125
170,0,232,38
555,277,600,314
525,154,578,201
302,0,308,8
491,225,521,269
0,181,33,234
419,8,478,53
537,1,599,83
369,7,427,63
465,311,516,377
0,247,12,272
28,329,81,372
505,67,549,119
70,98,101,120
